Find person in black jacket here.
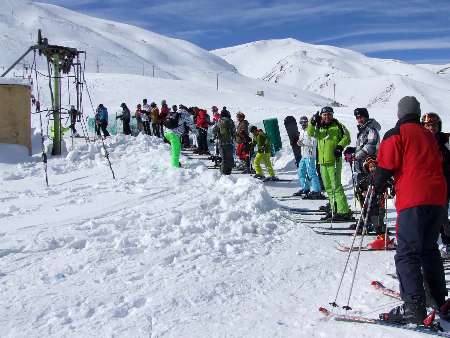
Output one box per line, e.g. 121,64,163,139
116,103,131,135
421,113,450,257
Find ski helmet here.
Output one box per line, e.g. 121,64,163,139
421,112,442,131
354,108,369,119
250,126,258,133
211,106,218,112
299,116,309,125
321,106,334,114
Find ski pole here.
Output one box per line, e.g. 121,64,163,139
343,187,375,311
330,185,373,307
349,161,358,209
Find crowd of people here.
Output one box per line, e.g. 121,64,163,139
92,100,277,178
90,96,450,325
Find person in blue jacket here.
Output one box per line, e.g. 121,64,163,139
95,104,110,137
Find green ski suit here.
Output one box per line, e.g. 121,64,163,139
251,130,275,177
307,119,351,214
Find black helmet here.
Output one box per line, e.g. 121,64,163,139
250,126,258,133
421,112,442,131
321,106,334,114
354,108,369,118
299,116,309,125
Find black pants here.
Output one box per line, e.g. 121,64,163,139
197,128,208,152
123,119,131,135
96,121,110,137
220,144,234,175
152,123,160,137
396,205,447,306
143,121,151,135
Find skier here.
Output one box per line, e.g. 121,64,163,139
195,107,210,155
294,116,323,199
345,108,381,202
420,112,450,257
235,112,251,173
374,96,448,325
116,103,131,135
150,102,160,137
142,99,151,135
95,104,110,138
164,104,197,168
249,126,276,180
68,105,80,137
213,109,236,175
210,106,222,166
307,106,352,221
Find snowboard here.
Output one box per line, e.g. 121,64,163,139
284,116,302,167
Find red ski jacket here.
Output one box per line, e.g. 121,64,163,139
160,105,169,121
196,109,210,129
374,114,447,212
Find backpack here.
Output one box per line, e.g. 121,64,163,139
219,118,234,142
164,113,180,129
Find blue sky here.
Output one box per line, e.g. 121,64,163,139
39,0,450,64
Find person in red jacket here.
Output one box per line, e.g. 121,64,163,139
195,107,210,155
374,96,448,324
159,100,170,138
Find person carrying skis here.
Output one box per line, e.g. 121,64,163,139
95,104,110,137
307,106,352,221
116,103,131,135
68,105,80,137
294,116,323,199
374,96,448,325
250,126,276,180
235,112,252,173
421,112,450,257
142,99,151,135
213,110,236,175
150,102,160,137
164,104,197,168
195,107,210,155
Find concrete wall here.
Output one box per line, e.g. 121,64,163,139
0,83,31,155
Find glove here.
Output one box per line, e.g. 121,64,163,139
334,145,343,158
310,112,320,126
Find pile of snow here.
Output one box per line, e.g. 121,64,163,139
213,39,450,114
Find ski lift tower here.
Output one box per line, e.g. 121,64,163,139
1,30,80,155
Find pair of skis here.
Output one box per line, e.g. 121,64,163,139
320,281,448,336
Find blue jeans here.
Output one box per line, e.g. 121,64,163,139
297,157,320,192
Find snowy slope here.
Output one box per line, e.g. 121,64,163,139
212,39,450,114
0,133,424,338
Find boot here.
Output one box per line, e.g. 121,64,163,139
320,212,333,221
303,191,326,200
254,174,265,180
332,212,355,222
319,203,330,212
380,301,426,325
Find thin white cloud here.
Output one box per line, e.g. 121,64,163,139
347,38,450,53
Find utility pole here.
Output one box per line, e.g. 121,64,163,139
333,83,336,104
142,63,144,76
152,65,155,77
216,73,219,91
96,57,100,73
52,54,62,155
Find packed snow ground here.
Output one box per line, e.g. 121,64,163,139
1,131,445,338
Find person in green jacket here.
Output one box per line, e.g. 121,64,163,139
307,106,353,221
250,126,276,180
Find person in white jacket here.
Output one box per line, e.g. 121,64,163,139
294,116,322,199
163,105,197,168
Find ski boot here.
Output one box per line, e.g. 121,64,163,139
293,189,309,197
303,191,325,200
253,174,265,180
380,301,426,325
332,212,355,222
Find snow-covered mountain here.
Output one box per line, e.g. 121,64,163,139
1,0,235,80
213,39,450,114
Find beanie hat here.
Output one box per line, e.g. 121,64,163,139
250,126,257,133
397,96,421,120
354,108,369,118
321,106,334,114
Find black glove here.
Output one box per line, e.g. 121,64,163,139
334,145,343,158
310,112,320,126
